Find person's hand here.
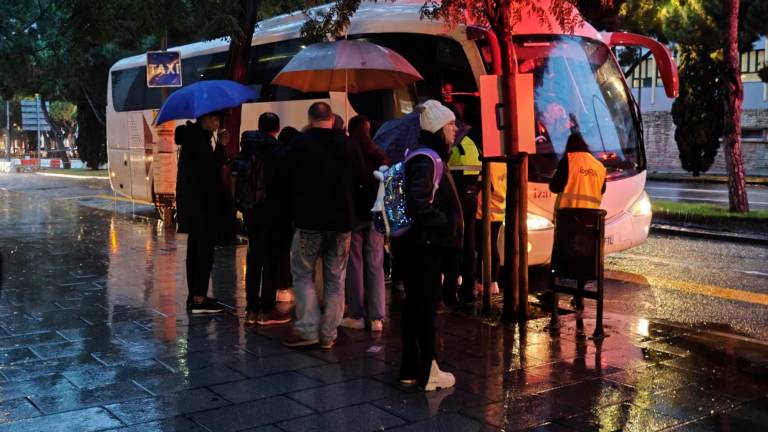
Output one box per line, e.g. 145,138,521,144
217,129,230,146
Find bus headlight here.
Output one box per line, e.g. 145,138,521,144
527,213,553,231
630,192,652,216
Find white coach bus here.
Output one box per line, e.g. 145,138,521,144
106,0,678,265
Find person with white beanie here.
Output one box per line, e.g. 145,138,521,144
396,99,463,391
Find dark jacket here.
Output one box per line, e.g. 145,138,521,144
282,127,366,233
353,137,388,223
175,121,226,233
405,137,464,250
238,130,279,213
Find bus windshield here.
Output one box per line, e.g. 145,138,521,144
516,35,643,182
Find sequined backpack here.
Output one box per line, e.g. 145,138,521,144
372,148,444,237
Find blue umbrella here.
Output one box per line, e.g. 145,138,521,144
154,80,259,125
372,112,421,163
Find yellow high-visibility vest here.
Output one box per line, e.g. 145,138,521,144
448,137,481,175
476,162,506,222
555,152,606,209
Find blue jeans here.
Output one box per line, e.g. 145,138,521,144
345,222,386,321
291,229,351,343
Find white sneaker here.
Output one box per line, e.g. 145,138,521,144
276,289,295,303
423,360,455,391
370,320,384,332
340,317,365,329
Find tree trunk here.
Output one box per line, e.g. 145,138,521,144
722,0,749,212
76,100,106,170
224,0,260,157
39,97,63,151
495,1,527,322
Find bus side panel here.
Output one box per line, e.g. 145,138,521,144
240,99,331,135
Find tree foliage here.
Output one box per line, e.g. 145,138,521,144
671,48,724,176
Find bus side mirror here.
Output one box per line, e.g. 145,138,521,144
601,32,679,99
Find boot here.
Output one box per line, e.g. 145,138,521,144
423,360,455,391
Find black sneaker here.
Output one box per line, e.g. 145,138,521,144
189,299,225,314
186,296,219,308
283,335,319,348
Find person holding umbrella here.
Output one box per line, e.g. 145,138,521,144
175,110,229,313
155,79,258,313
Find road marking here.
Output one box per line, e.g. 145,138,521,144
53,194,154,206
607,270,768,306
742,271,768,277
648,195,768,206
36,172,110,180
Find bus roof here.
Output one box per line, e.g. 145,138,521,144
110,0,599,71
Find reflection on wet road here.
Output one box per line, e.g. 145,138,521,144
1,173,767,431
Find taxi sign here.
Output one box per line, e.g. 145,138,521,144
146,51,182,87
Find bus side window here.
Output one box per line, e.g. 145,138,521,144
248,39,328,102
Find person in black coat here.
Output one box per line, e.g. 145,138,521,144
239,113,292,326
398,100,463,391
175,110,228,314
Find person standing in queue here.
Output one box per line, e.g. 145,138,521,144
238,112,292,326
446,122,482,307
281,102,366,350
341,115,389,332
398,100,463,391
175,110,228,313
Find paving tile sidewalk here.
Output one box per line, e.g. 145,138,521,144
2,188,768,431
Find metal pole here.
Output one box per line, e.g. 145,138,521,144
5,100,10,161
481,161,492,315
517,153,529,321
36,94,41,167
502,157,519,321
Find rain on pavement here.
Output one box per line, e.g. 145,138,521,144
1,172,767,431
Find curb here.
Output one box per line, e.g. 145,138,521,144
650,223,768,246
648,174,768,186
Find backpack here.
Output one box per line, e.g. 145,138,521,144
232,135,268,211
372,148,444,237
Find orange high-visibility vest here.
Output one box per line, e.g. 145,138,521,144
555,152,606,209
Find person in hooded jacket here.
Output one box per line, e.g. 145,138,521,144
175,110,228,314
397,100,463,391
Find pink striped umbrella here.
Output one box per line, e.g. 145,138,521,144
271,40,423,93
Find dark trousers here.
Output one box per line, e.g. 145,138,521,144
398,234,443,387
272,219,293,290
186,228,216,301
475,220,502,282
244,209,276,313
441,249,461,304
458,190,478,300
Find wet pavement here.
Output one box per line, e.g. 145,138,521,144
1,172,768,431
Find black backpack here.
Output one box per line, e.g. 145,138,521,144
233,134,269,211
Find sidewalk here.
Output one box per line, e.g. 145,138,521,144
2,277,767,431
2,184,768,431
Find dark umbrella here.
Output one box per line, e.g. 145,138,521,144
372,112,420,163
154,80,259,125
373,113,471,163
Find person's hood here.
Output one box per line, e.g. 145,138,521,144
175,121,212,146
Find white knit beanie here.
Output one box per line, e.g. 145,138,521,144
418,100,456,133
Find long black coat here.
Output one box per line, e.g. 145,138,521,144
175,121,226,234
